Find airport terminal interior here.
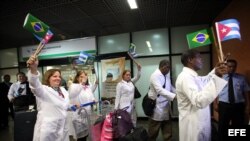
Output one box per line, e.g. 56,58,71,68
1,0,250,141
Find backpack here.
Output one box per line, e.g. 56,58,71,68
142,93,156,116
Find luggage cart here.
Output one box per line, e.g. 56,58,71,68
74,100,112,141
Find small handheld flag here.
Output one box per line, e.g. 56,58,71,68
216,19,241,41
23,13,54,60
215,18,241,61
78,51,95,65
23,13,49,39
42,30,54,44
127,43,140,66
128,43,139,57
186,29,213,49
33,29,54,44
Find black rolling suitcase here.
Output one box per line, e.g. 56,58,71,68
14,110,37,141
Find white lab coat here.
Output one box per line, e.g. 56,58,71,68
115,70,141,126
175,67,227,141
68,83,96,139
27,71,70,141
148,69,176,121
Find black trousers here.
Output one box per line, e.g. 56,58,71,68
218,101,245,140
0,101,9,127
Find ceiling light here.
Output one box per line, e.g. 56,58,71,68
148,47,153,52
146,41,151,47
107,39,114,44
127,0,138,9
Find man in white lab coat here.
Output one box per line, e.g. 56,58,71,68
148,59,176,141
175,49,228,141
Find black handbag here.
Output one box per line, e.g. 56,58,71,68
142,94,156,116
134,86,141,99
142,76,166,116
132,82,141,99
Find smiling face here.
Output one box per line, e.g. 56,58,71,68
49,71,61,88
43,69,62,87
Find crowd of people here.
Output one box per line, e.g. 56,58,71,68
0,48,249,141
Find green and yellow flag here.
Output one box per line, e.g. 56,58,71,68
23,13,49,38
186,29,213,49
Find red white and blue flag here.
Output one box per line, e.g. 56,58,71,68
216,19,241,41
33,29,53,44
42,30,53,44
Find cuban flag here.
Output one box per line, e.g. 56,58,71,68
33,29,53,44
42,30,53,44
216,19,241,41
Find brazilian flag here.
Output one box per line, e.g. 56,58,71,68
23,13,49,38
186,28,213,49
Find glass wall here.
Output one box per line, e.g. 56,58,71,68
98,33,130,54
171,25,210,54
0,68,19,83
0,48,18,68
132,28,169,56
0,48,19,83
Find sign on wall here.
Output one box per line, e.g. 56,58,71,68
20,37,96,60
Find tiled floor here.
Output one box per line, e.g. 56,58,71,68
0,116,179,141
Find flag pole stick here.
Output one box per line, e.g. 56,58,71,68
215,22,224,62
211,27,222,62
34,41,45,57
127,52,139,66
27,41,44,67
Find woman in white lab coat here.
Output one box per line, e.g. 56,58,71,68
68,70,97,141
115,63,141,126
27,55,74,141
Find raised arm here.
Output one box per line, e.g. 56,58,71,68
131,63,141,83
26,55,45,98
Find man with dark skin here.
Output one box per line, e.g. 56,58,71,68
215,59,250,140
176,49,228,141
